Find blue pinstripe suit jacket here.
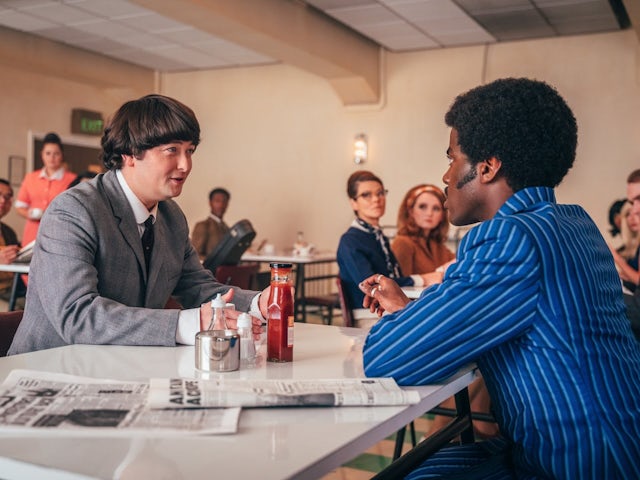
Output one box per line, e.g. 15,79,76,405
364,187,640,478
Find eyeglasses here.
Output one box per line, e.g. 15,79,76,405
355,189,388,201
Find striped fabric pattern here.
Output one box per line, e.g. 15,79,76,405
363,187,640,479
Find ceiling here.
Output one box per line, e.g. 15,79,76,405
0,0,631,73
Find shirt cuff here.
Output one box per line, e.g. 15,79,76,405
176,308,200,345
249,293,265,322
410,274,425,287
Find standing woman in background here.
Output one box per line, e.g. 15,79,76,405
15,133,76,246
392,184,455,281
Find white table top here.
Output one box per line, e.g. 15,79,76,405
0,323,475,480
0,263,29,274
241,250,336,264
402,286,426,299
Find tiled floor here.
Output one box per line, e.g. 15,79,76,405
320,415,436,479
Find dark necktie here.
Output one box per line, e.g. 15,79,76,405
141,215,154,274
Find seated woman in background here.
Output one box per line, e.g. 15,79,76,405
392,184,455,280
337,171,433,324
607,198,627,251
611,202,640,292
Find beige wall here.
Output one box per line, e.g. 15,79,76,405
163,30,640,252
0,26,156,236
0,29,638,254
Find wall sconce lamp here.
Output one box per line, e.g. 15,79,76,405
354,133,368,164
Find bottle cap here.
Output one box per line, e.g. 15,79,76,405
237,312,252,329
211,293,226,308
270,262,293,268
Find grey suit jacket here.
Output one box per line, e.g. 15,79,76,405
9,171,256,354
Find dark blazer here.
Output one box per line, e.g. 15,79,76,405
191,216,229,260
9,171,255,354
0,222,18,246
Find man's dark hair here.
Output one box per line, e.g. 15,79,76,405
209,188,230,202
627,169,640,184
444,78,577,192
0,178,13,196
101,94,200,170
42,132,63,152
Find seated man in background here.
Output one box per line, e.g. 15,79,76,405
361,78,640,478
9,94,266,355
191,187,230,261
0,178,25,303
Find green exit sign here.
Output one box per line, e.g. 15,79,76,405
71,109,104,136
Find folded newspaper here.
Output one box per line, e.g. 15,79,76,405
148,377,420,409
0,370,239,436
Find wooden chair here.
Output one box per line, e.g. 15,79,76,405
214,263,259,290
336,276,355,327
0,309,23,357
299,280,341,325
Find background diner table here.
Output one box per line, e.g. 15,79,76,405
0,323,476,480
241,250,337,322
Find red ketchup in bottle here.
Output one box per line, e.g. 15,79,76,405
267,262,294,362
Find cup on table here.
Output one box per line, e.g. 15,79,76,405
29,208,43,220
195,329,240,372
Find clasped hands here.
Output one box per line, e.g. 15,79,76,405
0,245,19,265
359,274,411,317
200,288,267,341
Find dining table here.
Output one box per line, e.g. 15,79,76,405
0,323,476,480
241,250,337,322
0,263,29,311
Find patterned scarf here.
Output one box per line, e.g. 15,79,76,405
354,217,401,278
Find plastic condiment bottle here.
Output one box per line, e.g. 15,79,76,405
267,263,294,362
207,293,227,330
237,313,256,361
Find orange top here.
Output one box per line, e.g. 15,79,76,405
16,169,76,245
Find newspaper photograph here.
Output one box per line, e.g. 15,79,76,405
148,377,421,409
0,370,239,436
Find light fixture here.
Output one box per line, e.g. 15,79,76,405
353,133,368,164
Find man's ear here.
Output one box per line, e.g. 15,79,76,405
478,157,502,183
122,154,136,167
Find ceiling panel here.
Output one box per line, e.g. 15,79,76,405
0,0,629,72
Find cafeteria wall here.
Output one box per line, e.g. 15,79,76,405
163,29,640,253
0,27,155,237
0,28,637,255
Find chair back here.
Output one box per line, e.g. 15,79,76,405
336,277,355,328
0,310,23,357
203,219,256,272
215,263,260,290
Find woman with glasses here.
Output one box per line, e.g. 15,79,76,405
337,170,432,324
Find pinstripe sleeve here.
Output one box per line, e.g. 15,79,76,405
363,218,539,385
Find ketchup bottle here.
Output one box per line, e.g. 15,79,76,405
267,263,294,362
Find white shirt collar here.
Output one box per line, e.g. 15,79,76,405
115,169,158,226
38,167,66,181
209,214,222,223
351,218,372,233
